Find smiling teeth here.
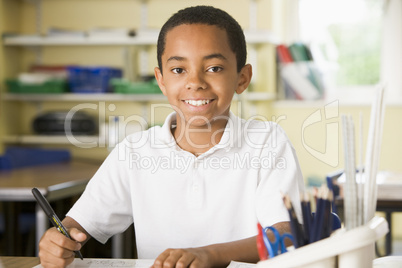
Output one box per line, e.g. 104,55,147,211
185,100,210,106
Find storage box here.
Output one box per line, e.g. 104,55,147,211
67,66,122,93
0,147,71,170
110,78,161,94
256,216,389,268
6,79,68,94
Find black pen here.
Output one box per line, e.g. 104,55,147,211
32,187,83,260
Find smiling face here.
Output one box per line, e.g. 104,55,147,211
155,23,252,129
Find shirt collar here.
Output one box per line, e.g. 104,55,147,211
157,111,242,153
157,112,178,147
214,111,242,152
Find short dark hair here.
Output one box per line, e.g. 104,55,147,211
157,6,247,73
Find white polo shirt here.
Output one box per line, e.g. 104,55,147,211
67,111,304,259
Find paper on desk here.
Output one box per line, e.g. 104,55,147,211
33,259,154,268
33,259,256,268
227,261,256,267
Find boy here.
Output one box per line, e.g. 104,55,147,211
38,6,304,268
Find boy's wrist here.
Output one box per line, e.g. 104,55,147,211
202,236,260,266
201,244,232,268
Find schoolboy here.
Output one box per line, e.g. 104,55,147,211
38,5,304,268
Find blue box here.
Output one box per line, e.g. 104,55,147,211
0,147,71,171
67,66,122,93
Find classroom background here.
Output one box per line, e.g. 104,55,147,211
0,0,401,260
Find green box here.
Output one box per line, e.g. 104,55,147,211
111,78,162,94
6,79,68,94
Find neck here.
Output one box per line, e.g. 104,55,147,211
173,115,229,156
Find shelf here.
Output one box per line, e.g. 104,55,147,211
273,100,328,108
2,135,99,145
272,99,402,108
3,30,277,46
3,92,274,102
3,35,158,46
1,92,275,146
242,91,275,101
3,93,168,102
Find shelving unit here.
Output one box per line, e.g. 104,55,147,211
2,135,99,145
3,35,159,46
3,91,274,102
2,93,168,102
1,0,277,147
3,29,277,46
1,91,274,145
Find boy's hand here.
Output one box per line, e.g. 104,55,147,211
152,247,213,268
38,227,86,268
151,222,290,268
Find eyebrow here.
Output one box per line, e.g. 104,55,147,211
167,56,185,62
204,53,227,61
166,53,228,63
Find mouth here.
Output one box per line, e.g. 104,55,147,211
183,99,213,107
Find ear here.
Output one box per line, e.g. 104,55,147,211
235,64,252,94
154,67,167,96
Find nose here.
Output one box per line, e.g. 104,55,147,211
186,71,207,90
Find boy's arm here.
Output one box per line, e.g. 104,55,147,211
38,216,91,268
152,221,291,268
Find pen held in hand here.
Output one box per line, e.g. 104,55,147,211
32,187,84,260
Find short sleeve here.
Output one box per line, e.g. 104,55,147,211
255,128,304,228
66,142,134,244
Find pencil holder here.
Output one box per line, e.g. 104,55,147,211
256,216,388,268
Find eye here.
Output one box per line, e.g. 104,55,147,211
172,68,184,74
207,66,223,73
